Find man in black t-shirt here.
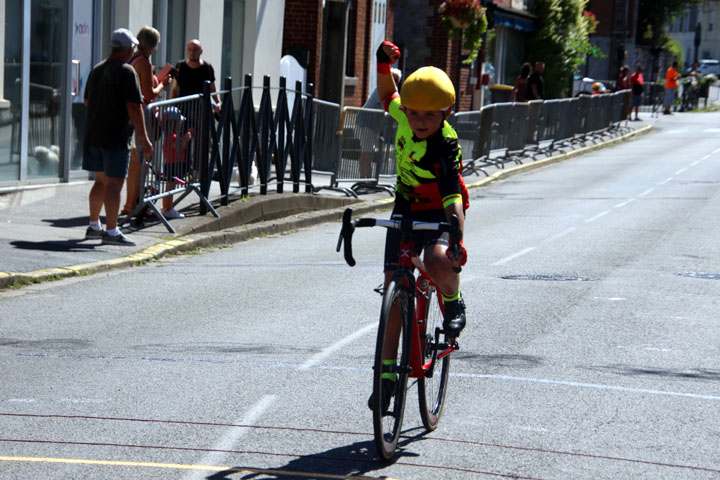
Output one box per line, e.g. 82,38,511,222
526,61,545,100
170,39,221,113
83,28,152,246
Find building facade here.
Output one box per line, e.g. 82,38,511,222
584,0,639,84
0,0,285,188
1,0,535,189
669,1,720,65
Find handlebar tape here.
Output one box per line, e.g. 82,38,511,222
338,208,356,266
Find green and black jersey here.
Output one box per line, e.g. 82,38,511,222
387,94,469,212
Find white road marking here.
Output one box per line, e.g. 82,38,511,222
300,322,377,370
698,156,709,162
658,177,673,186
667,129,687,134
703,128,720,133
454,373,720,401
492,247,536,266
639,188,654,197
614,198,635,208
585,211,609,223
183,394,277,480
675,167,688,175
714,147,720,154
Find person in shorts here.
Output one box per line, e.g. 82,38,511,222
368,40,469,411
83,28,153,246
630,64,644,121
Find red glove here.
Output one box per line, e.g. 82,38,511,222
377,41,400,75
447,239,467,268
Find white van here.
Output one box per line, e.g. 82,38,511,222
697,59,720,76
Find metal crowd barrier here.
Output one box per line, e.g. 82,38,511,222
121,73,634,223
449,110,494,176
328,91,630,188
121,94,219,233
314,106,395,197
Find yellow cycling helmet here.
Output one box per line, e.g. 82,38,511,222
400,66,456,111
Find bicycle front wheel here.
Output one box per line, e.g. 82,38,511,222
372,278,412,461
418,285,450,431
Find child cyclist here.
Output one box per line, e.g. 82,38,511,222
370,41,469,410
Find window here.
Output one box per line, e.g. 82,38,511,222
221,0,244,105
710,9,715,32
0,0,24,182
152,0,186,70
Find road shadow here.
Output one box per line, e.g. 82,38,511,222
42,216,92,228
41,216,142,234
456,353,543,369
206,431,427,479
10,239,98,252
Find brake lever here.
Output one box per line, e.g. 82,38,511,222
337,208,356,266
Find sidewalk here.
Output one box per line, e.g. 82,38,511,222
0,119,655,290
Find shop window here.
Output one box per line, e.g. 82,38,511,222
0,0,23,182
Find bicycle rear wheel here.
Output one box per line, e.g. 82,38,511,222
418,285,450,431
372,278,411,461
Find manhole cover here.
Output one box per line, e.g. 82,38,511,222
677,272,720,280
501,274,593,282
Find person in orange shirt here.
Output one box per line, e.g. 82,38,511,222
664,61,680,115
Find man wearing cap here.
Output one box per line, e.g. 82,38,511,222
83,28,153,246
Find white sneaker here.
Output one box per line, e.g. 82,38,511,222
162,208,185,219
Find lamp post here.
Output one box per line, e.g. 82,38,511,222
694,21,702,64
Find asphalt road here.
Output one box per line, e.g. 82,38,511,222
2,111,720,479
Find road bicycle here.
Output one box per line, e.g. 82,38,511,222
337,207,462,460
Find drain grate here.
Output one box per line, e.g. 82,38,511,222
501,274,594,282
677,272,720,280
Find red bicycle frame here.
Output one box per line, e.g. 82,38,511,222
394,236,457,379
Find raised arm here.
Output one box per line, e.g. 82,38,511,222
376,41,401,111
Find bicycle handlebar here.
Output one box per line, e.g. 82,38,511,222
336,207,463,271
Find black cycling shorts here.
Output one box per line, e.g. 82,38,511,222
383,206,449,272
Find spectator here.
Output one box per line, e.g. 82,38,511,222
83,28,152,246
664,61,679,115
122,26,172,216
161,107,193,202
682,62,700,111
618,65,630,90
170,39,221,112
363,68,402,109
510,62,532,102
167,39,221,218
525,62,545,100
629,64,644,121
358,68,402,178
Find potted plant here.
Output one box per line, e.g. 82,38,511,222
438,0,488,64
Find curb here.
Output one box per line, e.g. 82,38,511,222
0,125,653,291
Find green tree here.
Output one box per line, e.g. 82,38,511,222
637,0,700,49
527,0,598,98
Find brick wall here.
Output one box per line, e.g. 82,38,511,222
344,0,397,106
282,0,323,91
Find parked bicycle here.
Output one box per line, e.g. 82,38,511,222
337,207,463,460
